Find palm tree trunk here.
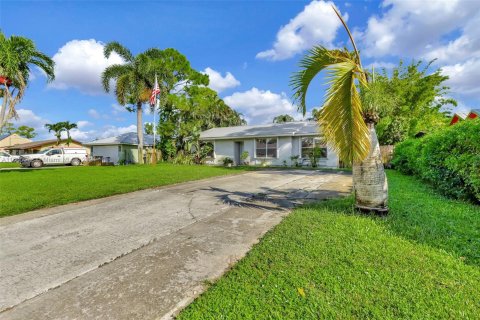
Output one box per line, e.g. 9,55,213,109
0,88,9,129
67,131,71,146
137,102,144,164
352,123,388,213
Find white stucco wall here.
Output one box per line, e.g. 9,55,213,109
207,136,339,168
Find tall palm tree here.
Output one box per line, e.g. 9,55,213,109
0,32,55,129
102,42,152,164
45,123,66,145
291,6,388,212
61,121,78,146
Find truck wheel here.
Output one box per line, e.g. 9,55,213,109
71,158,81,166
31,159,43,168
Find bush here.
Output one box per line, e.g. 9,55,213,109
392,119,480,202
222,157,234,166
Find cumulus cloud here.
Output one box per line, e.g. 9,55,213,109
256,0,344,61
203,67,240,93
441,59,480,96
49,39,124,95
224,87,305,124
360,0,480,58
12,109,51,139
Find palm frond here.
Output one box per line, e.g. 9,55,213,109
319,61,370,164
104,41,134,62
101,64,132,92
290,46,349,115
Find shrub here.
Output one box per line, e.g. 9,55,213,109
222,157,234,166
392,119,480,202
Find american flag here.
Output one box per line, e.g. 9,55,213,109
149,75,160,106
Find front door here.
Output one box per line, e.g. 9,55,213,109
234,141,243,165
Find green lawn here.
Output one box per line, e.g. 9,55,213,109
0,164,247,217
0,162,20,168
178,171,480,319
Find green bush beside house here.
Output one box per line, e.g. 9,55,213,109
392,120,480,202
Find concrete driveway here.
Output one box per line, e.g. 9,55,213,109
0,169,351,320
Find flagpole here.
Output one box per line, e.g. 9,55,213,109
152,74,158,165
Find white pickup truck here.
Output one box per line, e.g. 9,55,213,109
20,148,88,168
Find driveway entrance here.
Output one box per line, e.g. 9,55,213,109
0,169,352,320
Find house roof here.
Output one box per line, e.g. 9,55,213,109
200,121,320,140
6,139,83,150
0,133,11,141
84,132,155,146
469,109,480,116
453,110,469,120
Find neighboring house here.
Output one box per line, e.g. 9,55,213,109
467,109,479,120
84,132,154,164
199,121,339,167
450,109,475,125
0,133,32,151
6,139,87,155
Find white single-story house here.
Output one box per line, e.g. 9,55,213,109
84,132,154,164
199,121,339,168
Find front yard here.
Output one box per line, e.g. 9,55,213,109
178,171,480,319
0,164,247,217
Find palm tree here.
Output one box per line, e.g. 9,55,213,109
102,42,153,164
291,5,388,212
0,32,55,130
45,123,66,145
61,121,78,146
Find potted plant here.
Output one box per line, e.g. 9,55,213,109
240,151,249,165
223,157,234,167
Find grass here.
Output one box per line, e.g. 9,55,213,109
178,171,480,319
0,162,20,168
0,163,248,217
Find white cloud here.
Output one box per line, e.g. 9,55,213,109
361,0,480,58
100,125,137,139
224,87,305,124
49,39,124,95
12,109,51,139
88,109,101,119
256,1,344,61
203,67,240,93
77,120,93,129
441,59,480,96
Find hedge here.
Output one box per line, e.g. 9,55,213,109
392,119,480,202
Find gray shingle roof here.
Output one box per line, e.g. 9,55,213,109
85,132,155,146
200,121,320,140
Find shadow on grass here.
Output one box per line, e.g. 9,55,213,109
302,171,480,267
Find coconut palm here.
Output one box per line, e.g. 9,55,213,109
61,121,78,146
102,42,153,164
45,123,66,145
291,6,388,212
0,32,55,129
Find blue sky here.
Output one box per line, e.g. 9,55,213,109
2,0,479,141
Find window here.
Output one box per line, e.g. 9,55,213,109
255,138,277,158
47,149,62,156
301,137,327,158
118,145,122,152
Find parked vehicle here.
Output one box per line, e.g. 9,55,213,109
20,148,88,168
0,151,20,163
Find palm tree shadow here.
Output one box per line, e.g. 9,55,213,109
204,186,350,211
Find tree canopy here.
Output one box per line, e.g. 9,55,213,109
363,60,455,145
273,114,295,123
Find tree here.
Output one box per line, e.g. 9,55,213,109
291,5,388,212
0,32,54,130
15,125,36,139
45,123,65,145
273,114,295,123
0,122,15,135
61,121,77,145
102,44,208,164
364,61,454,145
